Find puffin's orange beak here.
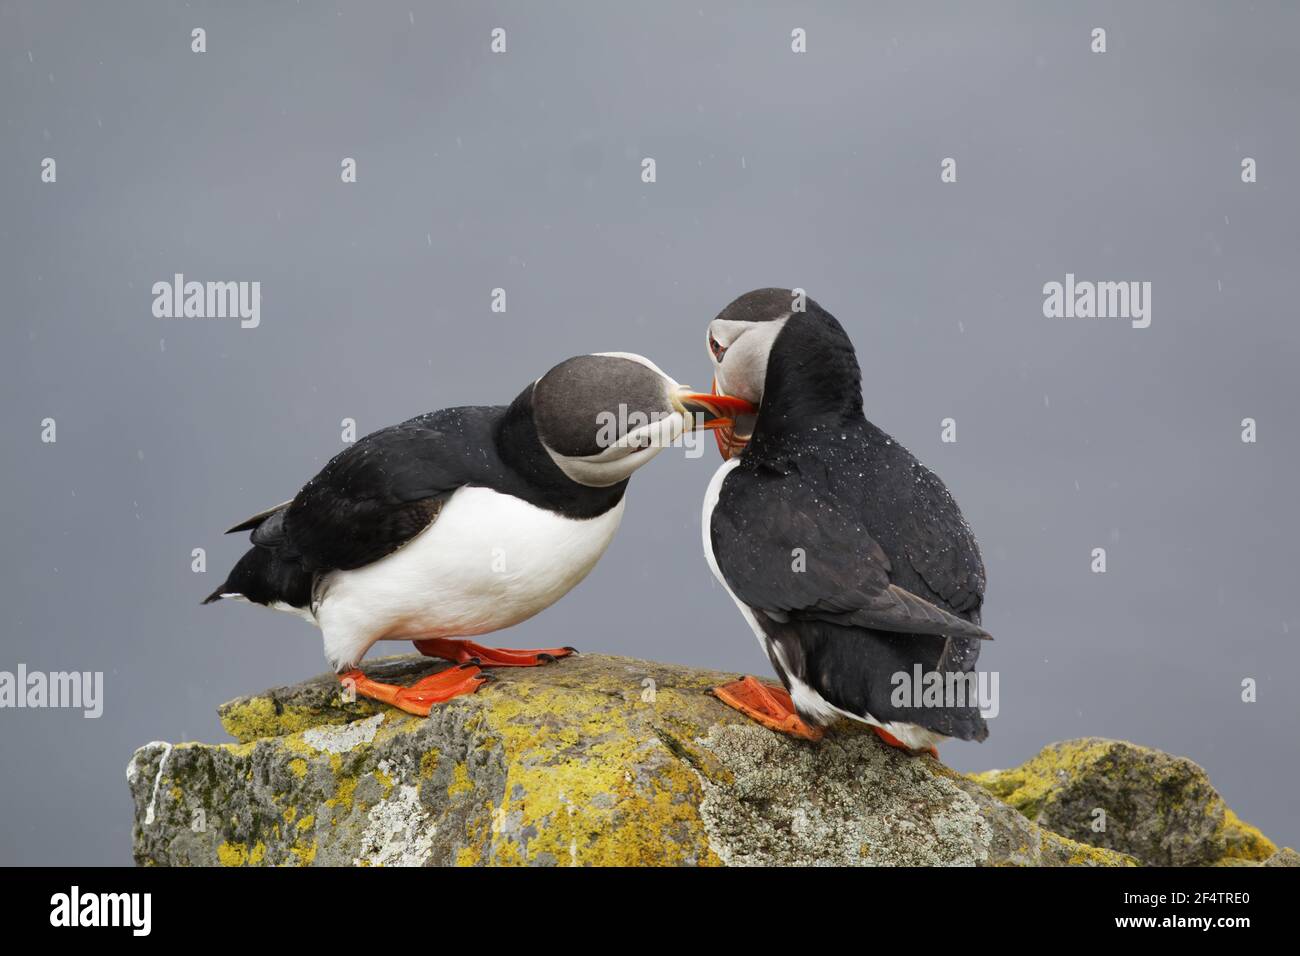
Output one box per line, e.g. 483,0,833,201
672,386,756,441
708,378,754,460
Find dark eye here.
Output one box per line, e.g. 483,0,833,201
709,334,727,362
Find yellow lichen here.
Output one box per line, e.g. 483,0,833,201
1217,807,1276,862
219,696,346,743
279,733,317,757
290,841,318,865
288,758,308,778
216,842,248,867
419,750,440,779
1051,834,1137,867
476,682,721,866
974,739,1280,866
217,740,257,758
326,774,357,816
970,739,1117,820
447,762,474,797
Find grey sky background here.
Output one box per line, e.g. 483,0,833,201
2,1,1297,865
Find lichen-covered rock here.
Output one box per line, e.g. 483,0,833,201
129,654,1281,867
1262,847,1300,867
971,738,1287,866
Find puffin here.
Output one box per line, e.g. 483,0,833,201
699,289,991,755
205,352,751,715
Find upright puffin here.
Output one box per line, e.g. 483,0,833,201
206,352,751,715
699,290,991,754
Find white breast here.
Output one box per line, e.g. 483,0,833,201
700,460,739,589
316,487,625,670
702,458,794,676
701,459,764,647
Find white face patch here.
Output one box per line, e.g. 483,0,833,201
542,409,686,487
532,351,688,487
591,351,677,383
708,316,788,404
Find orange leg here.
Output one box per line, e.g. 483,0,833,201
711,676,825,741
339,663,487,717
412,638,576,668
871,725,939,760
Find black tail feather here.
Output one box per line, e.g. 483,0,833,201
777,620,989,742
224,499,292,535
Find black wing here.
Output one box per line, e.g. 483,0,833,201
710,463,990,642
273,409,494,572
896,464,986,619
223,408,497,574
207,407,505,608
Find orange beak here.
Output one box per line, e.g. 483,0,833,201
709,378,753,460
672,386,756,448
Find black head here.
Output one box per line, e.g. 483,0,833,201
706,288,863,455
531,353,755,487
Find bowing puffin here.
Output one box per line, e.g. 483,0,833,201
206,352,751,716
700,290,991,754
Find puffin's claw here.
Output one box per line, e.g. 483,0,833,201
411,638,576,668
711,675,825,741
339,665,486,717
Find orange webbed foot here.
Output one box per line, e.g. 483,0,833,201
412,638,576,668
339,663,487,717
711,675,825,741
